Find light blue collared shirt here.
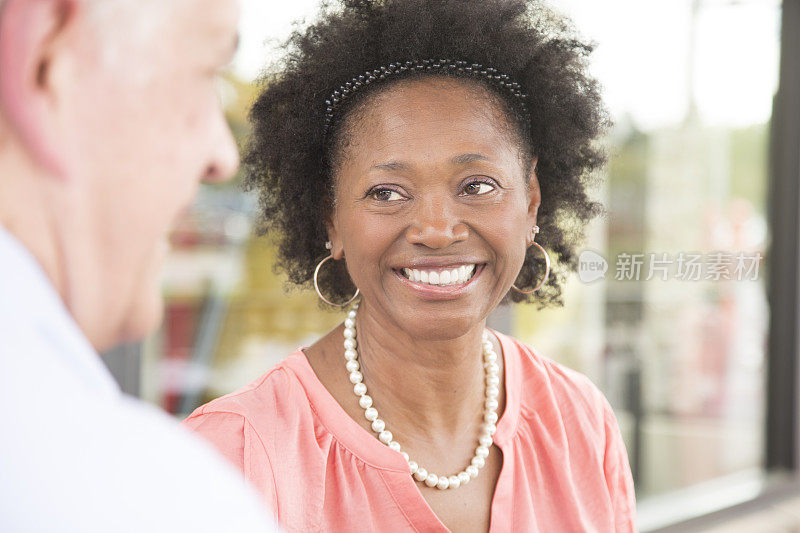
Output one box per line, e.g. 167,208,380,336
0,225,278,532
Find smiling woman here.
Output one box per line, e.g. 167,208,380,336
182,0,635,531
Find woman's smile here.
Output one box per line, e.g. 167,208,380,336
394,262,486,299
401,264,477,286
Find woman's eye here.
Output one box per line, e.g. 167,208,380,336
462,181,495,195
369,188,404,201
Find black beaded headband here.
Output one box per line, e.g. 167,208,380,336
323,58,529,135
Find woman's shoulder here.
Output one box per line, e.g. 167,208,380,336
497,332,614,425
182,349,312,435
180,353,313,512
499,333,636,526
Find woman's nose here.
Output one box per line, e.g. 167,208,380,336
404,198,468,249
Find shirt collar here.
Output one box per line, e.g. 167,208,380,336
0,224,121,397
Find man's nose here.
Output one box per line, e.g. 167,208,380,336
201,113,240,184
405,197,468,249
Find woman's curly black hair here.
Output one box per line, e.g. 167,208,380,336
244,0,609,308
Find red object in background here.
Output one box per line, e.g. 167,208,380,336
161,301,199,413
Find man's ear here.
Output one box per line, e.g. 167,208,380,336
526,155,541,222
0,0,79,178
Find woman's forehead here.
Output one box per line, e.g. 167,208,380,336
339,78,522,160
364,77,508,124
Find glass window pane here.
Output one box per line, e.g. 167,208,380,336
515,0,780,504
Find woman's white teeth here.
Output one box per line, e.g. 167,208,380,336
401,265,477,286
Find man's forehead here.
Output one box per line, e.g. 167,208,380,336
173,0,239,48
82,0,238,83
94,0,237,50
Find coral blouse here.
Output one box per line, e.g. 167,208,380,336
183,332,637,532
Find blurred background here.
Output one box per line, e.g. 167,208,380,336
102,0,800,531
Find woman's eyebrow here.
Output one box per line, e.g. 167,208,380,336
450,153,489,165
370,153,490,172
370,160,409,172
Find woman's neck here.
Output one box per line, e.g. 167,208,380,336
349,300,501,446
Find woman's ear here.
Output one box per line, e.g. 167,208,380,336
324,203,345,260
526,155,541,223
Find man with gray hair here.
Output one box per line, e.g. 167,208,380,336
0,0,278,530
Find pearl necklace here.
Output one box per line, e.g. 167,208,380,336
343,304,501,490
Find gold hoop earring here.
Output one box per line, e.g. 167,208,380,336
512,232,551,294
313,254,360,307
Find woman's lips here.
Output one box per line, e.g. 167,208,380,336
401,264,477,286
393,264,485,299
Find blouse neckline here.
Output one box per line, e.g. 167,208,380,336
282,329,522,473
